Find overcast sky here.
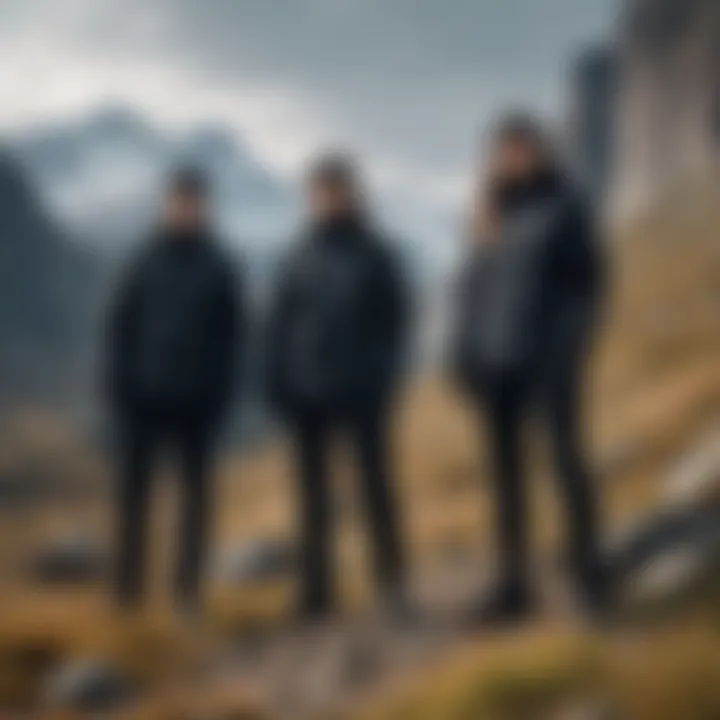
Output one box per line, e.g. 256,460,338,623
0,0,620,213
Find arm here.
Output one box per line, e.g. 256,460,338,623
447,257,478,391
264,251,299,410
215,257,247,413
103,255,144,410
562,199,605,311
373,244,412,385
548,196,607,353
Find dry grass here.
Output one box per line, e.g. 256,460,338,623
360,184,720,720
365,604,720,720
0,184,718,717
365,629,604,720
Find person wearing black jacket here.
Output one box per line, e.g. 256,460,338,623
266,153,410,621
105,168,245,614
452,114,609,623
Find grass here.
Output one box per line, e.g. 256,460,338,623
360,183,720,720
0,183,718,717
364,608,720,720
365,628,605,720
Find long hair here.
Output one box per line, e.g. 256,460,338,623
470,111,557,246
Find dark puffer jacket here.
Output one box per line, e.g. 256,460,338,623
452,173,604,386
105,227,245,418
266,216,409,415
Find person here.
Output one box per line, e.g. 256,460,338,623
452,113,609,624
104,167,245,615
266,152,410,622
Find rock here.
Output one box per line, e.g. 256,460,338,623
42,659,133,711
213,539,294,585
626,546,711,605
663,427,720,508
31,534,107,584
296,629,383,710
336,636,382,690
609,507,720,607
610,507,720,576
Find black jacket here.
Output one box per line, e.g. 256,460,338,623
105,227,245,418
452,173,604,385
266,216,409,415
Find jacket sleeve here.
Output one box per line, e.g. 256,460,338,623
548,196,607,356
447,258,477,391
103,254,145,409
373,244,412,386
214,257,247,413
263,251,299,410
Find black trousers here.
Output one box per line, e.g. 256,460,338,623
290,401,405,613
114,405,216,608
478,356,604,599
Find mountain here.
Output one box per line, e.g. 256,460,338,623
11,106,294,247
0,106,455,415
0,150,100,405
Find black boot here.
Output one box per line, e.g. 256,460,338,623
578,559,615,624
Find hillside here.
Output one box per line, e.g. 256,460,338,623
608,0,720,220
0,152,100,406
0,180,717,719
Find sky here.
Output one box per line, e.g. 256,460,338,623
0,0,621,225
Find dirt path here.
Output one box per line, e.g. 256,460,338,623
177,558,588,720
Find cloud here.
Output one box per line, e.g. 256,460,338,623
0,0,619,222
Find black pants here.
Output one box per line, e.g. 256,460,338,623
479,358,604,600
115,406,215,608
290,402,405,613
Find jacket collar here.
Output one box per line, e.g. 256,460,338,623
308,212,370,245
153,223,213,248
495,168,565,216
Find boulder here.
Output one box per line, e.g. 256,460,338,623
213,539,294,585
336,636,383,690
625,545,711,606
609,507,720,607
610,507,720,576
608,425,720,606
663,427,720,508
31,534,107,584
42,659,133,711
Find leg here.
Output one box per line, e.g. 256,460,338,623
482,376,531,605
175,416,214,613
544,361,607,611
293,414,334,618
349,405,405,599
115,416,157,608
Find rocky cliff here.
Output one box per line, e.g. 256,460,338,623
608,0,720,221
568,44,618,203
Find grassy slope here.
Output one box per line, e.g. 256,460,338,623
0,183,718,718
363,182,720,720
